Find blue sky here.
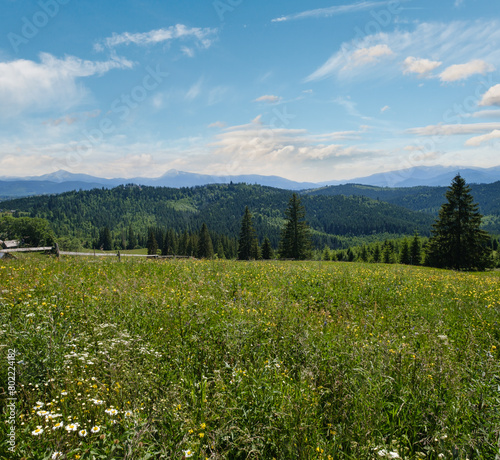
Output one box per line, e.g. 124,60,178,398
1,0,500,182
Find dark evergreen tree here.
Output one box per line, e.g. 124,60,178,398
100,226,112,251
197,223,214,259
410,231,422,265
278,193,312,260
238,207,257,260
127,224,137,250
146,228,158,255
359,245,369,262
400,239,411,265
250,238,261,260
322,245,331,261
372,243,381,263
425,174,492,270
216,240,225,259
261,237,273,260
382,241,395,264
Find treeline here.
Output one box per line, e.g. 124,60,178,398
2,183,435,251
95,224,238,259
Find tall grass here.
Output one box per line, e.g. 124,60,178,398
1,257,500,459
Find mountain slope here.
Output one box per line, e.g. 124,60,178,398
2,165,500,199
304,181,500,233
1,183,435,249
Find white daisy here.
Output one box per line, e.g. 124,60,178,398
32,426,44,436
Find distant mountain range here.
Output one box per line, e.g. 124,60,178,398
1,165,500,200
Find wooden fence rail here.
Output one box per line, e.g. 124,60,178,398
0,245,193,260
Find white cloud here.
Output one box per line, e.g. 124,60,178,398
181,47,195,58
465,129,500,146
254,95,281,103
306,20,500,81
0,53,133,115
186,78,203,101
403,56,442,76
380,105,390,113
271,1,395,22
202,117,378,179
208,121,226,128
472,110,500,118
407,122,500,136
479,84,500,106
345,44,394,70
96,24,217,51
439,59,495,82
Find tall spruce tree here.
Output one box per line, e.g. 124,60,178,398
278,193,312,260
425,174,492,270
146,229,158,255
197,223,214,259
238,207,258,260
100,226,113,251
410,231,422,265
400,239,411,265
127,224,137,250
261,237,273,260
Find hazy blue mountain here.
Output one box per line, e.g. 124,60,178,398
1,165,500,199
318,165,500,188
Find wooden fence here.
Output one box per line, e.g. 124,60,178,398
0,245,193,260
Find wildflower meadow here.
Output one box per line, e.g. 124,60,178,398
1,256,500,459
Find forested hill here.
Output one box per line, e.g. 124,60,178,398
2,183,435,248
304,181,500,234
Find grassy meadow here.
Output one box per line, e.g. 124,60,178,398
1,256,500,459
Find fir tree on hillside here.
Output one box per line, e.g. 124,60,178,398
278,193,312,260
127,224,137,250
400,239,411,265
261,237,273,260
146,229,158,255
410,231,422,266
238,206,258,260
197,223,214,259
425,174,492,270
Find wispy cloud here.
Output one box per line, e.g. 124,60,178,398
272,1,395,23
306,20,500,81
254,95,281,103
208,121,226,129
407,122,500,136
439,59,495,82
380,105,390,113
472,109,500,119
95,24,217,52
186,78,203,101
200,116,379,179
465,129,500,146
0,53,133,115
